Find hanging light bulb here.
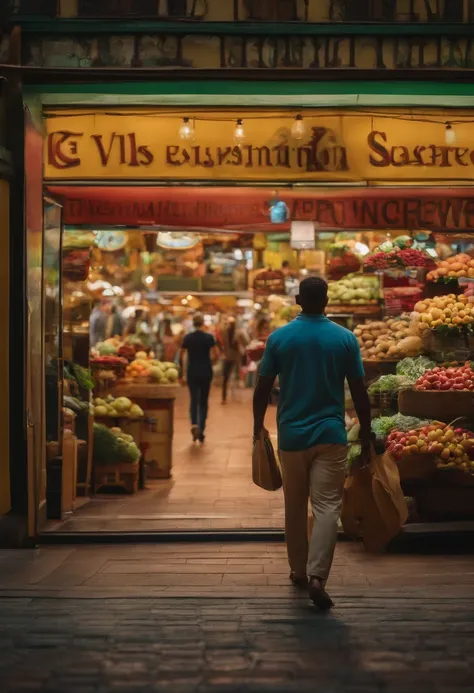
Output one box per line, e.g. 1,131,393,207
445,122,456,145
291,114,306,140
233,118,245,145
179,117,194,141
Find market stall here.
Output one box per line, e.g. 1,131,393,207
347,237,474,524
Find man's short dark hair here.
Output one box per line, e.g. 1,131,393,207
193,313,204,328
297,277,328,313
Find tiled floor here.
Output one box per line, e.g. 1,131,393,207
47,387,283,533
1,543,474,692
2,541,474,598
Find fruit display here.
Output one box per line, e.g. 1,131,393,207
89,355,129,376
125,356,179,384
413,294,474,332
327,244,361,280
93,394,144,418
426,253,474,283
386,423,474,475
354,317,421,360
364,241,433,271
93,423,141,465
414,363,474,391
327,273,379,305
93,338,151,361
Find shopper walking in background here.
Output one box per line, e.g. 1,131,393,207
253,277,372,609
90,300,108,347
105,303,124,339
180,314,219,443
220,316,249,404
159,318,178,363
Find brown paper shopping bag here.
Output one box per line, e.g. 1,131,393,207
341,448,408,552
252,431,282,491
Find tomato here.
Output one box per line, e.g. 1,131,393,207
440,382,451,390
453,383,465,390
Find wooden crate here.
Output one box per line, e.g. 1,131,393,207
110,384,176,479
398,388,474,420
62,432,78,513
397,454,436,482
414,484,474,521
94,462,139,494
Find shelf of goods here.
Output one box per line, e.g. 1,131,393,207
376,363,474,522
358,285,474,523
110,382,178,479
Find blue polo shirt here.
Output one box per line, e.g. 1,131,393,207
259,314,364,452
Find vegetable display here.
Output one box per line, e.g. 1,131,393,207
426,253,474,283
386,424,474,474
415,363,474,391
413,294,474,332
327,273,379,305
371,413,433,439
93,423,141,464
368,375,412,395
93,394,144,418
364,242,433,271
354,317,421,360
90,355,128,368
396,356,436,381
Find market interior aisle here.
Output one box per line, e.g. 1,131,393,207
49,387,282,532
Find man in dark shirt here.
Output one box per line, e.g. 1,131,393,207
180,314,218,443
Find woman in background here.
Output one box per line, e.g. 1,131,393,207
160,318,178,363
220,316,248,404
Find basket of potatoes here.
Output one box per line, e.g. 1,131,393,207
354,317,422,361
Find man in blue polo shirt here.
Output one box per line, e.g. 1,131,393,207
253,277,371,609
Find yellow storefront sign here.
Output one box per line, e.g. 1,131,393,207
44,108,474,183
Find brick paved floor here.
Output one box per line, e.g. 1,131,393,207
47,388,283,533
1,542,474,692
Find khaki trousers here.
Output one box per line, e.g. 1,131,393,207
279,443,347,581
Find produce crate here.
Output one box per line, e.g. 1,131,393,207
422,281,462,299
363,360,398,383
110,383,176,478
398,388,474,420
94,461,139,494
397,454,437,482
94,415,142,442
370,392,399,414
422,329,470,363
414,484,474,521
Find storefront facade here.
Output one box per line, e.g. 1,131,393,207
3,1,474,542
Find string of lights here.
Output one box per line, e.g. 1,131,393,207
45,109,472,145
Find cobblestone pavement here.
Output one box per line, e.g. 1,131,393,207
1,543,474,692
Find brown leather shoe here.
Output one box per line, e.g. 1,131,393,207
308,577,334,610
289,571,308,589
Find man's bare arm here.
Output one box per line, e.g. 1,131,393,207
347,376,372,443
253,375,275,438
